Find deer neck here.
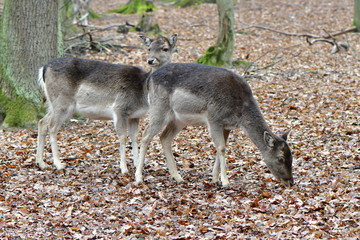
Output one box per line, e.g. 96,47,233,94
150,62,170,74
240,105,272,153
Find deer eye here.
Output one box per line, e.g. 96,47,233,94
163,48,169,52
278,157,285,164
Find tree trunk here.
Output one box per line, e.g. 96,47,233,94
355,0,360,31
197,0,234,66
0,0,62,128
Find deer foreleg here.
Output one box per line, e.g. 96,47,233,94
212,129,230,184
136,113,168,184
160,121,184,183
209,126,229,187
114,116,128,174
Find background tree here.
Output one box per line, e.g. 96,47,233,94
0,0,62,128
355,0,360,31
197,0,234,66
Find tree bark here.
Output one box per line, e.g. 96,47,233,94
0,0,62,128
197,0,234,66
355,0,360,31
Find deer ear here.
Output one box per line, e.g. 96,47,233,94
281,129,291,141
264,131,275,148
139,34,152,47
169,33,178,48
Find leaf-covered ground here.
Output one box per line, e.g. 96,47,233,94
0,0,359,239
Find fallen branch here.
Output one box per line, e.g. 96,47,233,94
65,24,142,55
240,25,320,38
65,24,123,41
241,44,302,75
239,25,357,53
239,25,357,39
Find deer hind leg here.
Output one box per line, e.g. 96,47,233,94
209,126,230,187
212,129,230,184
160,121,184,183
136,113,169,184
48,107,74,170
114,115,129,175
36,113,51,169
128,118,140,167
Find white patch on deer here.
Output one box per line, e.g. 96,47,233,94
130,106,149,119
171,88,208,125
75,84,114,120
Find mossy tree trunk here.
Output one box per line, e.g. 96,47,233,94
0,0,62,128
197,0,234,66
355,0,360,31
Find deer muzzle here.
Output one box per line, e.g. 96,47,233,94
147,58,159,66
281,177,294,187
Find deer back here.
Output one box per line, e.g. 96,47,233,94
148,63,257,128
42,57,148,120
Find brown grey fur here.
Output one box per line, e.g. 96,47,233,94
135,63,294,187
36,34,178,173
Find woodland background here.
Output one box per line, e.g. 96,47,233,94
0,0,359,239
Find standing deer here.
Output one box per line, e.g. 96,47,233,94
135,63,294,187
36,34,178,174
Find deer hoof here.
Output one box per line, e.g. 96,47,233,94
173,174,184,183
55,162,66,170
37,162,48,170
135,174,143,185
121,167,129,175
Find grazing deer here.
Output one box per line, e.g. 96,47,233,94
72,0,91,25
135,63,294,187
36,34,178,174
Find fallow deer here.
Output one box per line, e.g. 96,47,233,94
135,63,294,187
36,34,178,174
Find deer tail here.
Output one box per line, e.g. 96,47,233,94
38,66,47,108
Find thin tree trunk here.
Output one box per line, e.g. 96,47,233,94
215,0,234,64
197,0,234,66
0,0,62,127
355,0,360,31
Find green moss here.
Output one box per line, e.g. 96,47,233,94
236,30,250,35
173,0,203,8
89,9,102,19
108,0,157,15
0,89,38,128
130,14,162,36
196,45,228,66
232,59,252,68
162,0,203,8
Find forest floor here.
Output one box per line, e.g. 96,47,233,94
0,0,359,239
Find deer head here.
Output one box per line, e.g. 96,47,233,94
139,34,178,70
